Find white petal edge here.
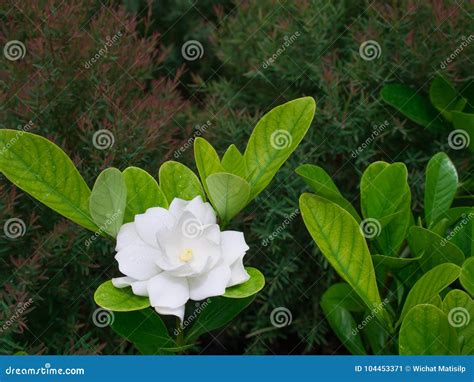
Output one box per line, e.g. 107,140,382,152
189,264,231,301
116,223,144,252
221,231,249,265
227,256,250,287
135,207,175,247
155,304,185,323
148,273,190,309
131,280,149,296
112,276,135,288
184,196,216,225
115,245,161,280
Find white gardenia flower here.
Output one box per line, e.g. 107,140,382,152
112,195,250,322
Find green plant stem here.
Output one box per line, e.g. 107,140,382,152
175,318,185,348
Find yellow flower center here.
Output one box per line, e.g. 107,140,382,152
179,248,194,263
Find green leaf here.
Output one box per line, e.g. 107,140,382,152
399,304,460,355
0,130,97,231
224,267,265,298
206,172,250,224
244,97,316,200
295,164,360,222
424,152,458,226
94,280,150,312
408,226,465,272
442,289,474,354
449,209,474,258
380,84,445,130
185,295,255,342
460,257,474,296
194,137,222,196
221,144,247,178
159,161,205,203
360,162,411,257
321,284,367,355
362,310,390,355
452,111,474,152
111,309,175,354
300,193,388,327
371,254,421,270
122,167,168,223
89,168,126,237
398,263,461,325
429,75,467,122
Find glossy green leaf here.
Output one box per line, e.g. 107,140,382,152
380,84,445,130
429,75,467,121
300,193,388,326
363,310,390,355
452,111,474,152
111,309,175,354
295,164,360,222
194,137,222,196
89,168,126,237
460,258,474,296
398,263,461,325
449,210,474,258
185,295,255,342
224,267,265,298
221,144,246,178
442,289,474,354
321,284,366,355
399,304,460,355
408,226,465,272
371,254,421,270
123,167,168,223
206,172,250,224
424,152,458,226
159,161,205,203
244,97,316,200
94,280,150,312
0,130,97,231
360,162,411,257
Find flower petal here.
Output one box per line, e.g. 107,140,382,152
131,280,149,296
135,207,175,247
112,276,135,288
115,245,161,280
189,264,231,301
168,198,188,220
221,231,249,265
116,223,144,251
184,196,217,225
228,256,250,287
147,273,189,309
155,304,185,323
